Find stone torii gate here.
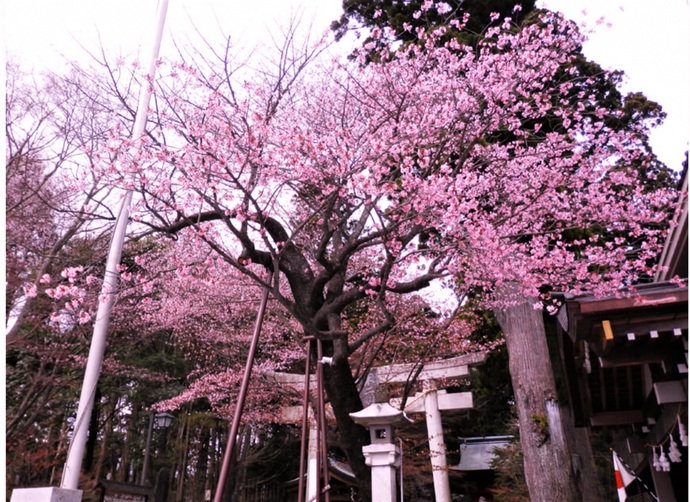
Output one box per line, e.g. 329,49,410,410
378,352,486,502
267,351,486,502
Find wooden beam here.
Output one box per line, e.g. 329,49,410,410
280,404,334,424
579,289,688,314
602,320,613,340
590,410,644,427
378,363,468,383
265,352,487,391
598,351,665,368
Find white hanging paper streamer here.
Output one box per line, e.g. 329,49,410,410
678,416,688,447
652,446,661,471
583,342,591,373
659,447,671,472
668,436,682,463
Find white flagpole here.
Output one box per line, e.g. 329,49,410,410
60,0,169,490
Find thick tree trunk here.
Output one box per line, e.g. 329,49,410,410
323,337,372,502
495,297,582,502
551,317,606,502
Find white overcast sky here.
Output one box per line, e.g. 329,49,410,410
3,0,689,171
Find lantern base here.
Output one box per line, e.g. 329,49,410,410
362,443,400,502
11,487,82,502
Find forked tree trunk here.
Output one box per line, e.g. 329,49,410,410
495,296,582,502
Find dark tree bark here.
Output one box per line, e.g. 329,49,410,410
117,400,141,483
194,424,211,496
84,387,102,472
205,426,219,496
323,338,372,501
154,468,172,502
174,412,192,502
94,396,116,484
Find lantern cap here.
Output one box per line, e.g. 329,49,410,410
349,402,403,427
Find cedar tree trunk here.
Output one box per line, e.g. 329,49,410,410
495,296,582,502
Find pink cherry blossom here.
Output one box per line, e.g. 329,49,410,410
23,283,38,298
71,11,677,437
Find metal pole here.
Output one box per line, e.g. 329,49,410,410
60,0,169,490
141,412,155,486
298,339,313,502
213,274,272,502
316,340,331,502
315,342,323,499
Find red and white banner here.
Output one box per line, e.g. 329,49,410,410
613,450,636,502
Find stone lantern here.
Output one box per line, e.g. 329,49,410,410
350,402,403,502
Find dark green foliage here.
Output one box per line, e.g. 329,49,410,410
332,0,536,44
240,424,301,484
490,421,529,501
450,347,515,438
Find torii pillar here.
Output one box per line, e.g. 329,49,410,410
278,403,322,502
392,383,475,502
383,353,484,502
424,380,452,502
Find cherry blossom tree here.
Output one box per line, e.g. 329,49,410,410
4,60,141,346
4,61,180,494
332,2,679,500
40,5,676,500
